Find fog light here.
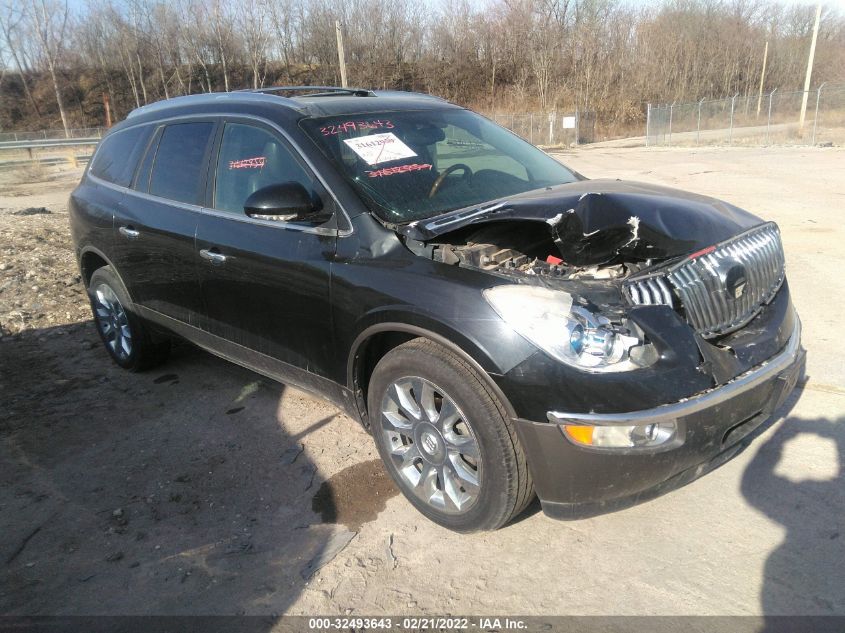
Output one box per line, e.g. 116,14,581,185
564,421,677,448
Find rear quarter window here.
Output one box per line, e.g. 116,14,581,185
89,125,153,187
149,122,215,205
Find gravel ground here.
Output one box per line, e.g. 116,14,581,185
0,147,843,617
0,168,89,336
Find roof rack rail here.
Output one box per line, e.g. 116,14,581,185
242,86,374,97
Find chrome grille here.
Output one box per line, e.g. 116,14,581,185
625,275,674,308
625,223,785,338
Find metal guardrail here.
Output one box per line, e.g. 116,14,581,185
0,138,101,150
0,155,92,168
0,137,99,170
0,127,105,142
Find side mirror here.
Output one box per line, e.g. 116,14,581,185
243,182,324,221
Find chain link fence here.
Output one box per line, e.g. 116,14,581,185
0,127,105,142
487,112,596,146
647,84,845,147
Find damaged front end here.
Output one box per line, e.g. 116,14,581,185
395,179,804,517
401,179,795,395
402,178,763,280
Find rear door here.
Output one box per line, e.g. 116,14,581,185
195,119,337,377
113,120,216,327
82,124,156,267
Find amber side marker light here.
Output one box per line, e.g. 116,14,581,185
563,422,678,448
564,425,595,445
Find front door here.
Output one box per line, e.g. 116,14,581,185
195,120,337,378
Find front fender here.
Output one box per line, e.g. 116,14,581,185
346,306,503,373
345,311,524,422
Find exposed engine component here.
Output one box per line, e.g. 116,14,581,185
429,221,647,281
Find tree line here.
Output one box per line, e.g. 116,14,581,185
1,0,843,137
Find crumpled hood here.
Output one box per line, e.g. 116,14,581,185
402,179,763,266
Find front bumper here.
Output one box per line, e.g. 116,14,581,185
513,318,806,519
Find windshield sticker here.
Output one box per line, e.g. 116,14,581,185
321,119,394,136
343,132,417,165
229,156,266,170
365,163,433,178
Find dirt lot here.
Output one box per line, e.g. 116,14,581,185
1,147,843,617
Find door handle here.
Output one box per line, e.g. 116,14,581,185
119,226,140,239
199,248,227,265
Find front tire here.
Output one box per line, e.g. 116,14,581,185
368,338,533,532
88,266,170,372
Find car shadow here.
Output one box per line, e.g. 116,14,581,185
0,320,357,617
740,405,845,622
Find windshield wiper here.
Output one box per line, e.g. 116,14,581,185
421,201,509,231
407,182,564,235
402,200,510,240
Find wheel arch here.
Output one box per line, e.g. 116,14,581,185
79,246,117,285
347,319,517,430
78,247,137,302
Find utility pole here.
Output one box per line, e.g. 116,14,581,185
799,3,822,133
335,20,348,88
103,93,112,128
756,41,768,117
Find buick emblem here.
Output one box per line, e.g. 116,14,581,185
725,264,748,300
422,432,439,455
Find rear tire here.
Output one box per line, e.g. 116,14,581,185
367,338,533,532
87,266,170,372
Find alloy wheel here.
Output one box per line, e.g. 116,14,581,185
380,376,482,514
93,283,133,361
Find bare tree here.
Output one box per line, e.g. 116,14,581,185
142,1,175,99
209,0,233,92
1,0,844,135
24,0,70,136
530,0,568,110
238,0,270,88
78,1,121,119
179,0,215,93
0,0,42,118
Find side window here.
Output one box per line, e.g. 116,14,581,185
149,122,215,205
89,125,152,187
214,123,313,214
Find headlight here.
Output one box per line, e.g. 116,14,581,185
483,285,648,372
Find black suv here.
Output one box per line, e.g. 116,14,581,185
70,87,805,532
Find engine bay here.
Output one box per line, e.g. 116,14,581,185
425,221,651,282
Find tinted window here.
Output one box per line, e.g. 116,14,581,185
89,125,152,187
149,122,215,205
214,123,313,214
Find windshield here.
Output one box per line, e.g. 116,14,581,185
300,109,578,223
